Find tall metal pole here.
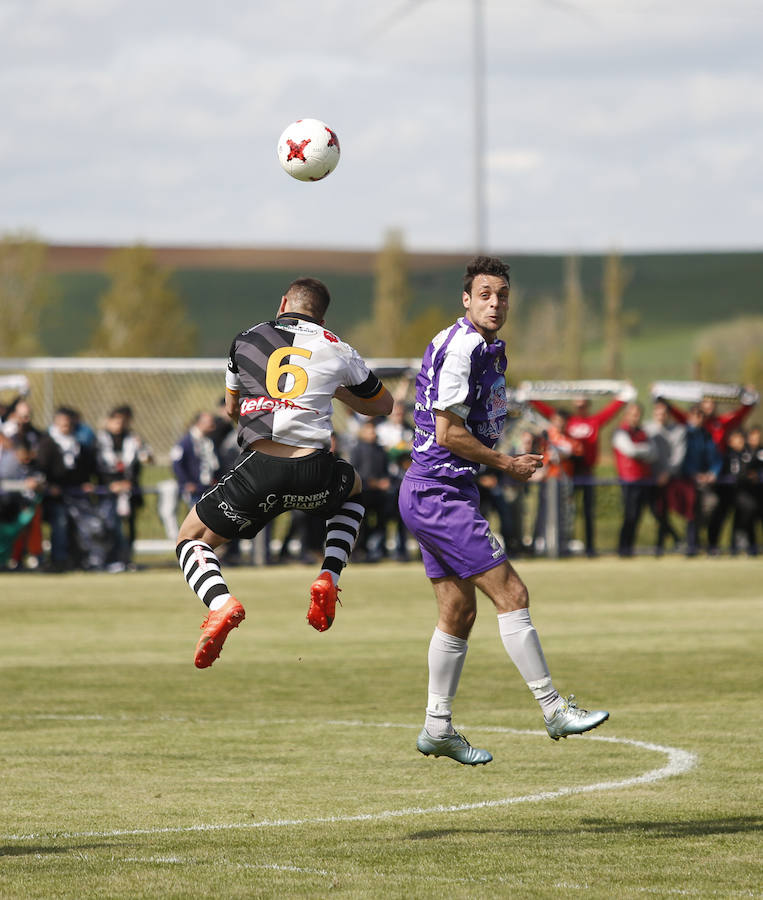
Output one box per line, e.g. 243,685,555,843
473,0,486,253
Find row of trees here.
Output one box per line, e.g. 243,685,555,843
352,229,633,379
0,234,195,357
1,230,761,388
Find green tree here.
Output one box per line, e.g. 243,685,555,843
694,315,763,387
395,306,454,358
348,229,411,357
511,295,565,381
602,250,632,379
87,245,196,356
0,232,54,356
563,255,585,379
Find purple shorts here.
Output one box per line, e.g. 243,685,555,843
398,474,507,580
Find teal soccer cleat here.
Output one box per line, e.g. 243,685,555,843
545,694,609,741
416,728,493,766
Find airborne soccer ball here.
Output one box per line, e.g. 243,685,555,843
277,118,340,182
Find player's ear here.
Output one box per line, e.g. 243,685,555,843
462,291,471,310
277,295,289,315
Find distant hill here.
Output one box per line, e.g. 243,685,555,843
41,245,763,365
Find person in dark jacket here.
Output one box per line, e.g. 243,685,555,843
37,408,102,570
96,405,151,568
680,406,722,556
351,420,390,561
171,411,220,507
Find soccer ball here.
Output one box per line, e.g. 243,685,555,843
277,118,340,182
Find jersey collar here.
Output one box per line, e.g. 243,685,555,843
276,312,321,326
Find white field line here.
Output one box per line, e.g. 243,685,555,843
1,720,697,843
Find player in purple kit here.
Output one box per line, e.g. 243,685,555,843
399,256,609,765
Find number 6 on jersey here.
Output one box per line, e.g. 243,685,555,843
266,347,312,400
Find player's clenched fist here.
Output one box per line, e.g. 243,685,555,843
506,453,544,481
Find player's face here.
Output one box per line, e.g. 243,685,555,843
463,274,509,340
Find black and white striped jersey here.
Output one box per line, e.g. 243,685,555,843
225,313,384,450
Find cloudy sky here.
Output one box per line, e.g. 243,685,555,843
1,0,761,253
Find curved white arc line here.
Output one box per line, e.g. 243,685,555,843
0,724,697,843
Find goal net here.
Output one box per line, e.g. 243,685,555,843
0,357,421,465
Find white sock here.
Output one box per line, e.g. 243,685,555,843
424,628,468,737
176,539,232,609
497,608,561,719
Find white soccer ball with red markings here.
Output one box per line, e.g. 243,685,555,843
277,118,340,182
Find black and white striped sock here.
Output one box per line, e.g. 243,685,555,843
320,499,365,585
176,540,232,610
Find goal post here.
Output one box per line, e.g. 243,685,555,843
0,357,422,465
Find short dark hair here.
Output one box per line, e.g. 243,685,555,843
463,256,511,295
109,405,133,419
285,277,332,320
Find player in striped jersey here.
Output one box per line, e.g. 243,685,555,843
176,277,392,668
400,256,609,765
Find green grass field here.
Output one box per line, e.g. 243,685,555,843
0,559,760,898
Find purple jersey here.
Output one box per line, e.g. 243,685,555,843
407,316,508,483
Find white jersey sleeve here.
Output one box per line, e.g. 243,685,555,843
431,326,482,420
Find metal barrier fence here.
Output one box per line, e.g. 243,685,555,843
3,475,752,568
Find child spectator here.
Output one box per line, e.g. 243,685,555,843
0,437,44,570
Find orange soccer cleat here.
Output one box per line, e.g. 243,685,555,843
194,597,246,669
306,572,341,632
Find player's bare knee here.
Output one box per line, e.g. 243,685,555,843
493,578,529,613
461,606,478,632
440,606,476,639
512,580,530,610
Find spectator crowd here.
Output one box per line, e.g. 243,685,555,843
1,385,761,572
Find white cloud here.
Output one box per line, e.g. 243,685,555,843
489,150,543,173
0,0,760,251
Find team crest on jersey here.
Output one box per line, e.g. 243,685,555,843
323,329,339,343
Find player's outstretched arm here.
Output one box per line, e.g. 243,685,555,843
334,385,393,417
435,410,543,482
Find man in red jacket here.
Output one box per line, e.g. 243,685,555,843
531,384,636,556
613,403,656,557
